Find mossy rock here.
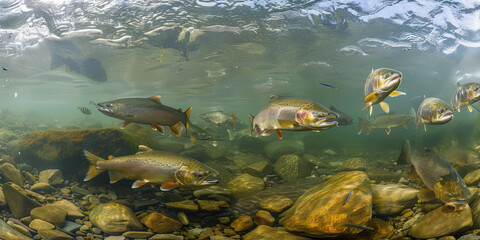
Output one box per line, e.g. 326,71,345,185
16,125,159,173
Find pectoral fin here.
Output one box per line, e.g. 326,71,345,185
132,180,150,188
364,92,377,103
423,124,427,132
468,105,473,112
108,171,123,183
170,122,181,136
389,91,406,97
408,166,419,180
151,125,165,134
160,182,180,191
215,123,221,127
379,102,390,113
277,120,299,128
402,123,408,129
385,127,391,135
276,130,283,139
418,115,431,123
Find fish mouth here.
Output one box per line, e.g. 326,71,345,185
314,120,338,129
198,179,219,186
438,112,453,123
381,74,402,91
96,103,115,116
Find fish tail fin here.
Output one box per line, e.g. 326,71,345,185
184,107,192,132
248,114,255,136
83,150,106,181
397,139,411,165
227,129,235,141
232,112,236,130
357,117,366,134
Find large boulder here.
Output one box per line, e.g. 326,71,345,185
0,163,23,186
15,125,159,172
280,171,372,238
371,184,419,215
89,202,143,235
243,225,311,240
409,204,473,238
273,154,312,181
226,173,264,199
2,182,42,218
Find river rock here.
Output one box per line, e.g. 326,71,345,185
39,169,64,186
356,218,395,240
464,169,480,185
264,140,304,160
0,186,6,207
29,218,55,230
47,199,84,218
2,182,41,218
15,127,158,173
231,215,253,232
339,157,368,171
409,204,473,238
165,200,199,212
31,182,56,193
258,195,294,213
230,153,269,168
0,163,24,186
122,231,154,238
197,200,229,211
242,161,275,178
141,212,182,234
149,234,184,240
31,206,68,228
280,171,372,238
193,186,232,198
89,202,143,235
0,218,31,240
371,184,419,215
38,229,74,240
469,192,480,228
254,210,275,226
226,173,264,199
273,154,311,181
243,225,311,240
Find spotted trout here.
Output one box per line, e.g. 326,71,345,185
362,68,405,115
416,97,453,132
249,95,338,139
397,140,471,208
358,110,414,135
96,96,191,136
451,82,480,113
199,110,236,129
84,145,218,191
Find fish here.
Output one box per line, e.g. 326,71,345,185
344,189,353,205
329,106,353,126
169,123,222,143
47,40,107,82
249,95,338,139
451,82,480,113
397,140,471,208
96,96,191,136
78,106,92,115
362,68,406,115
84,145,219,191
318,82,337,90
199,110,236,129
357,111,414,135
2,67,7,71
227,128,252,141
416,97,454,132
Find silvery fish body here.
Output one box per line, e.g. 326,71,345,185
199,110,236,129
417,97,453,125
363,68,404,115
451,82,480,112
358,113,412,135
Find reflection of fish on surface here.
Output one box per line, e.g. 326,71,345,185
47,40,107,82
329,106,352,126
199,110,236,130
250,95,338,139
84,145,218,191
362,68,406,115
77,106,91,115
358,110,415,135
145,26,202,61
397,140,471,209
451,82,480,113
96,96,191,136
416,97,454,132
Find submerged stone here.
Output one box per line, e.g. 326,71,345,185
264,140,304,160
0,163,24,186
273,154,311,181
339,157,368,171
355,218,395,240
31,206,68,228
38,169,64,186
2,182,41,218
230,215,253,232
141,212,182,234
226,173,264,199
243,225,311,240
254,210,275,226
197,200,229,211
89,202,143,235
47,199,84,218
280,171,372,238
258,195,294,213
0,218,31,240
30,182,56,193
165,200,199,212
38,229,74,240
371,184,419,215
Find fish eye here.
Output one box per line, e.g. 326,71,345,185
106,104,114,108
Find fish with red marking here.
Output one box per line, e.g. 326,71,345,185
96,96,191,136
362,68,406,115
249,95,338,139
416,97,454,132
83,145,218,191
451,82,480,113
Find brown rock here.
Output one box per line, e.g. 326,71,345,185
465,169,480,185
38,169,64,186
2,182,41,218
273,154,311,181
141,212,182,234
165,200,199,212
30,182,56,193
258,195,294,213
242,161,275,178
0,163,23,186
356,218,395,240
243,225,311,240
339,157,368,171
31,206,67,228
280,171,372,238
226,173,265,199
122,231,154,238
29,219,55,231
38,229,74,240
89,202,143,235
254,210,275,226
197,200,229,211
47,199,84,218
371,184,419,215
230,215,253,232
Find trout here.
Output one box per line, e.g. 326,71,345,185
362,68,405,115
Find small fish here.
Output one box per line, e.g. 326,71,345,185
78,106,92,115
358,111,414,135
318,82,337,90
227,128,252,141
451,82,480,113
2,67,7,71
96,96,191,136
250,95,338,139
346,224,374,230
362,68,406,115
397,140,471,207
344,189,353,205
84,145,219,190
416,97,453,132
199,110,236,129
402,47,412,51
329,106,352,126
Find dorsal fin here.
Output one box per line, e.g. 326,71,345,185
149,96,162,104
269,95,281,102
138,145,153,153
